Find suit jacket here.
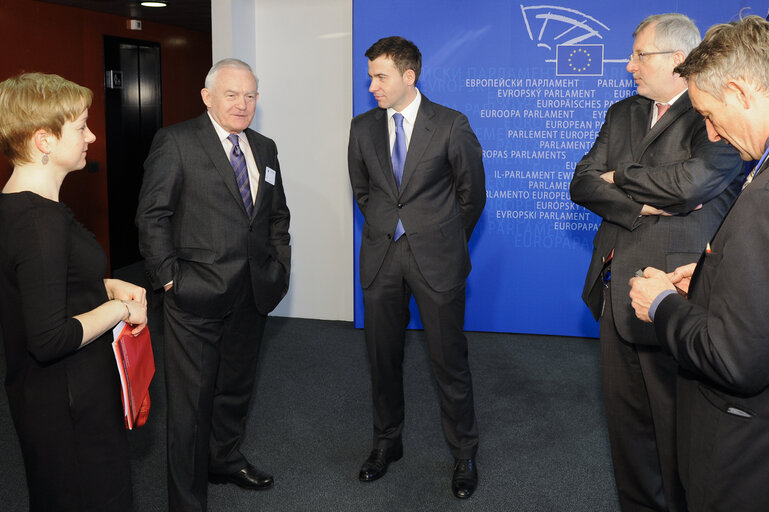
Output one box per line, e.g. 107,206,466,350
570,92,743,344
136,113,291,318
348,95,485,292
653,158,769,511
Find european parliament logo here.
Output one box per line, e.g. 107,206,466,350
556,45,604,76
520,5,623,76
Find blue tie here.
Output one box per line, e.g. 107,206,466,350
228,134,254,218
392,113,406,240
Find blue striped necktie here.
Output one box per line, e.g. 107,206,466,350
228,133,254,217
392,113,406,240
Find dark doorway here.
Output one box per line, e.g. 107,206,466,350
103,36,162,271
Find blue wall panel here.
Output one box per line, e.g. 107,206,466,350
352,1,753,336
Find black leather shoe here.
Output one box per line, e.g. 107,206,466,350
452,458,477,499
358,444,403,482
209,463,274,490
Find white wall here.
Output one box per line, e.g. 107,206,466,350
212,0,354,321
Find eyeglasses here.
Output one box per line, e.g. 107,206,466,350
628,50,676,63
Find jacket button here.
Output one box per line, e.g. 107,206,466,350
397,203,404,209
387,234,392,239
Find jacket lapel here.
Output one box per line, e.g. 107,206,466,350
369,109,400,197
399,97,436,193
195,114,250,215
245,129,265,221
636,92,692,157
628,95,652,161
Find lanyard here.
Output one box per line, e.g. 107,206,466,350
743,143,769,189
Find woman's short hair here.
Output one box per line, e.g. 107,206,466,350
0,72,93,166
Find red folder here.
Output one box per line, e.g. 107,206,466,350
112,322,155,430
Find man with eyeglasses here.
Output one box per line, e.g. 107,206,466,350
570,13,743,512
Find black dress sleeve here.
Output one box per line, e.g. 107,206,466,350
14,204,84,362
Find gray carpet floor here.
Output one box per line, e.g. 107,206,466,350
0,268,619,511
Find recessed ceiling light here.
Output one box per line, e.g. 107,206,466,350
141,1,167,7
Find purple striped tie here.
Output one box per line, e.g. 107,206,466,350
228,133,254,217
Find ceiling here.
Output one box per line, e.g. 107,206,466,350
37,0,212,33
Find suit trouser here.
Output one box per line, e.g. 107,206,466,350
601,280,685,512
362,236,479,459
163,286,266,512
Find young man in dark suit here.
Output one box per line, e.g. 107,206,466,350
630,16,769,512
570,14,743,512
348,36,485,499
136,58,290,511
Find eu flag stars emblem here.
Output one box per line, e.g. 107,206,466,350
556,45,604,76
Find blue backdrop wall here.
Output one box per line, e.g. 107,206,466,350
352,1,756,336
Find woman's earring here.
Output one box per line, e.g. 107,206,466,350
41,153,49,165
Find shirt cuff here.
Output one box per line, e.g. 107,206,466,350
649,289,677,321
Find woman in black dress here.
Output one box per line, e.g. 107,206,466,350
0,73,148,511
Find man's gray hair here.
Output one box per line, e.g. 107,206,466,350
675,16,769,100
204,58,259,90
634,13,701,56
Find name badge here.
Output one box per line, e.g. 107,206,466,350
265,167,276,185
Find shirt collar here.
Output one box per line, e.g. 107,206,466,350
658,88,687,107
207,111,244,143
388,88,421,125
755,138,769,171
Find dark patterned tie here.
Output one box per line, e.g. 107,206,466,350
392,113,406,240
228,133,254,217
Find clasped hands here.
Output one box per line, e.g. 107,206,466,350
628,263,696,323
106,278,148,335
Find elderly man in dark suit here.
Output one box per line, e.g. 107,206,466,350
630,15,769,512
348,36,485,499
136,58,290,511
570,14,743,512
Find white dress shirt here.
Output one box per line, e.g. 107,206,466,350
207,111,260,202
387,89,422,154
